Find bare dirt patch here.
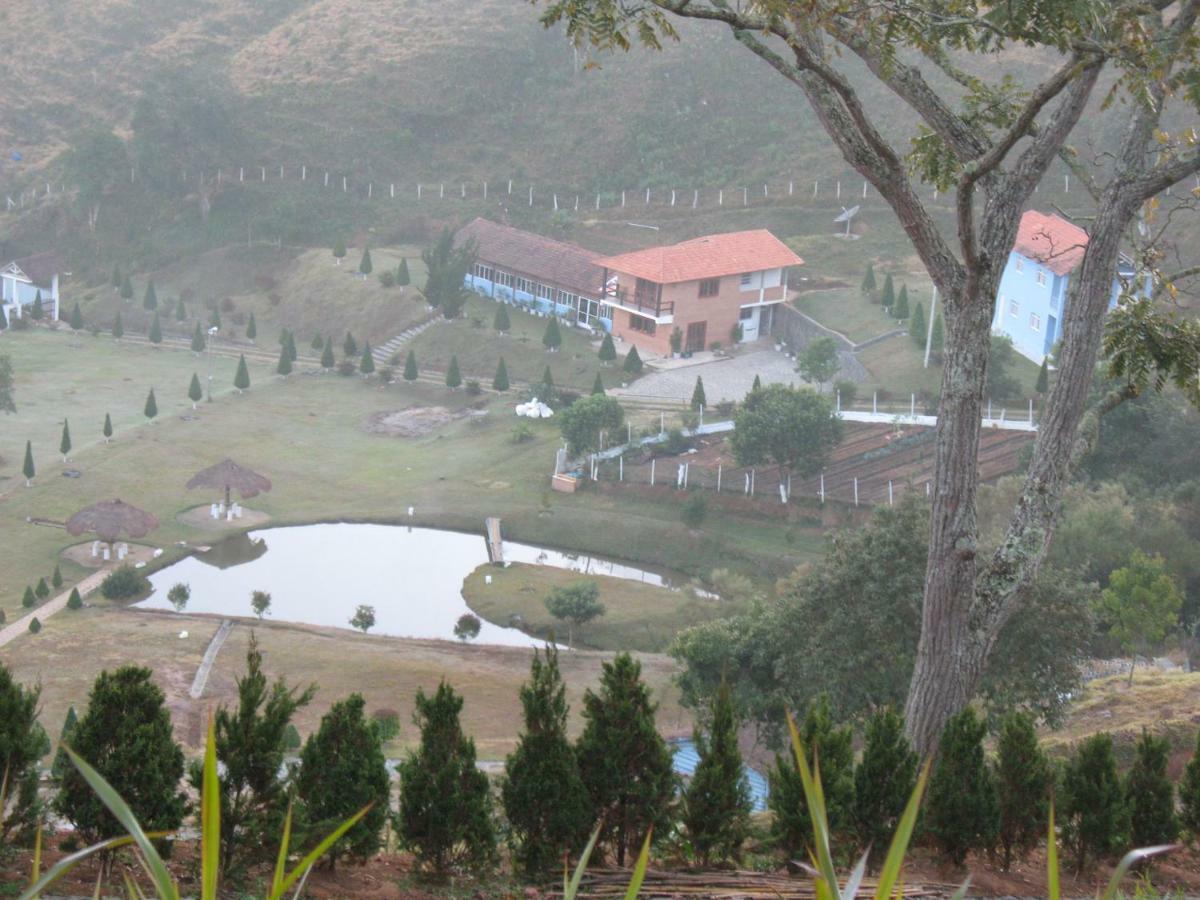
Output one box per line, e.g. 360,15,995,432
364,406,475,438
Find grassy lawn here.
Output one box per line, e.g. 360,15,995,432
404,294,628,393
794,287,909,344
463,562,742,653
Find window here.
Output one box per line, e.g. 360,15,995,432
535,283,553,300
628,313,657,335
739,307,755,320
1036,270,1047,286
740,273,754,287
473,264,494,281
1030,313,1041,332
698,277,720,298
1014,258,1024,273
1009,299,1020,317
496,271,514,288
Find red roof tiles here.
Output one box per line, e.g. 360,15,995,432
1013,210,1089,276
594,229,803,284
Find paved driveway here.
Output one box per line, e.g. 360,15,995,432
614,348,811,404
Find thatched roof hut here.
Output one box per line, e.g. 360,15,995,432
65,499,159,544
186,458,272,507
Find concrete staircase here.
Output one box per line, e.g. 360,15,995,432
372,315,442,365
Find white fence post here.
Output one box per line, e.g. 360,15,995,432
717,464,722,492
650,459,656,486
888,481,894,505
854,477,859,506
820,472,825,503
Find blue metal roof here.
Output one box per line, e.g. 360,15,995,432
671,738,769,812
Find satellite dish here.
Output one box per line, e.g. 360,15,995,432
833,205,861,239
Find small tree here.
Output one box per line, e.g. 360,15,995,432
66,587,83,610
28,618,41,634
669,327,684,355
731,384,842,484
1060,733,1128,873
188,373,203,408
102,413,113,442
930,313,944,354
285,331,298,363
143,279,158,311
623,345,643,375
681,492,707,528
167,583,190,612
853,707,919,871
861,262,877,297
796,337,840,391
493,358,510,391
119,274,134,301
69,303,83,332
276,346,292,378
397,258,411,287
538,365,555,404
344,332,358,358
53,666,186,845
993,712,1052,870
191,321,206,353
251,590,271,619
445,355,462,390
453,613,481,641
880,273,895,310
22,586,36,608
320,337,335,370
296,693,390,868
333,239,346,265
502,646,592,877
591,372,605,395
1035,358,1050,394
175,298,187,321
542,316,562,351
60,418,72,461
52,564,63,590
691,376,707,410
1127,728,1178,848
397,681,497,874
543,581,605,648
576,653,675,865
1178,727,1200,839
35,578,49,600
894,284,910,319
494,304,511,333
148,311,162,344
751,373,762,392
311,333,323,351
144,387,158,422
52,705,79,780
231,355,250,392
559,394,625,456
598,333,617,364
1099,550,1183,684
0,663,42,845
22,440,35,486
246,311,257,342
927,708,998,866
112,310,124,340
358,247,373,275
403,349,418,382
359,342,375,377
684,679,752,865
909,302,926,347
349,604,376,633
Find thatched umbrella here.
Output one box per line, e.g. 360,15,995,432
65,499,159,549
186,458,272,509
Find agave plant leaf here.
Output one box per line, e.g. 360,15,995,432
200,716,220,900
1099,844,1179,899
59,745,178,899
872,760,930,900
564,825,602,900
270,801,296,898
31,823,42,887
623,829,652,900
1046,805,1060,900
18,834,148,900
268,803,373,898
787,711,840,898
839,849,868,900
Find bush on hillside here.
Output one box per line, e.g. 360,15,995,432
100,565,149,600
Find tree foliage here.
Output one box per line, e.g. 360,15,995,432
543,581,605,648
730,384,841,479
0,663,42,846
1060,733,1128,873
598,333,617,362
926,708,997,866
403,349,418,382
852,707,919,871
683,679,752,865
422,228,475,319
993,712,1051,870
558,394,625,455
1126,728,1178,848
796,337,841,390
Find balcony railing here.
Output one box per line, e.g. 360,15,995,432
607,288,675,319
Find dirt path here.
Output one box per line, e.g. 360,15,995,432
189,619,233,699
0,568,108,648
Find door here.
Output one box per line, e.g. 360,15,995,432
738,307,759,342
685,321,707,353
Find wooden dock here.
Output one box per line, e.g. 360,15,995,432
484,517,504,564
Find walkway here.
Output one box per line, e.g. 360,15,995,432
371,314,443,365
0,568,109,649
189,619,234,699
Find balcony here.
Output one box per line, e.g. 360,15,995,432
605,287,675,322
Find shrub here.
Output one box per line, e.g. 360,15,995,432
684,679,752,865
379,270,396,288
100,565,148,600
22,585,35,608
558,394,625,455
27,617,41,634
681,491,707,528
994,712,1052,870
1127,729,1178,847
220,296,235,312
336,359,357,377
835,380,858,407
454,613,482,641
511,424,535,444
372,709,402,742
663,429,690,455
853,707,919,871
926,708,998,866
1060,732,1128,873
66,588,83,610
465,379,482,396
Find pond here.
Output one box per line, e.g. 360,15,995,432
139,523,688,646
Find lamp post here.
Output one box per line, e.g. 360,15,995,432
206,325,218,402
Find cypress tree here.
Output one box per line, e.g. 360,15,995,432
538,365,554,404
1036,358,1050,394
59,419,71,461
598,333,617,363
1127,729,1178,847
28,618,40,634
360,342,375,376
926,708,998,866
769,695,854,856
542,316,562,351
909,302,926,347
276,345,292,377
445,355,462,389
880,273,895,310
853,707,919,871
246,311,257,341
683,679,752,865
143,279,158,311
119,274,134,301
894,284,910,319
188,373,203,408
0,663,42,843
398,681,497,874
493,358,510,392
311,333,323,351
344,332,358,358
321,337,335,370
148,311,162,344
494,303,511,333
102,413,113,442
994,712,1052,870
35,577,49,599
52,564,63,590
175,297,187,321
112,310,124,340
397,258,411,286
210,307,221,330
752,373,762,391
358,247,373,275
592,372,605,395
296,694,390,867
285,330,298,363
1180,728,1200,839
31,291,44,320
931,313,944,353
502,646,592,877
144,387,158,422
1061,733,1128,873
234,354,251,392
623,345,643,375
66,587,82,610
53,666,186,845
576,653,675,865
111,263,122,289
22,440,34,486
22,585,36,608
69,302,83,331
861,262,877,296
691,376,707,411
333,239,346,265
191,321,206,353
403,349,418,382
52,706,80,780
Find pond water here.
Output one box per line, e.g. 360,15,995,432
139,523,687,646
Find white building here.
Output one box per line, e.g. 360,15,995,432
2,252,63,322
